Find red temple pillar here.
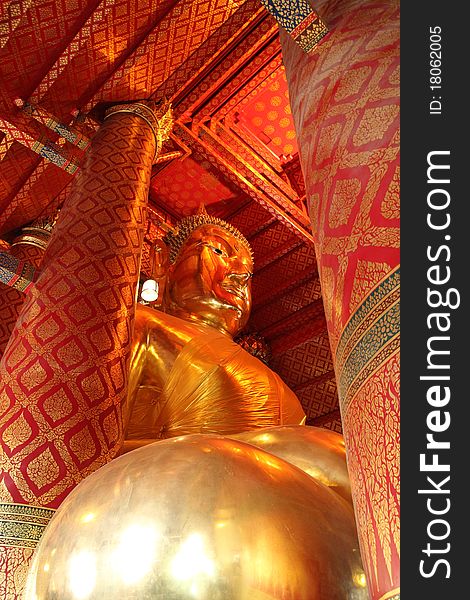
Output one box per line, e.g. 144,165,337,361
281,2,400,599
0,217,56,358
0,101,172,599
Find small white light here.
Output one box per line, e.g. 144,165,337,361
111,523,160,585
68,550,96,599
141,279,159,302
171,533,215,582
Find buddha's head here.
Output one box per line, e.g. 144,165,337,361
164,212,253,337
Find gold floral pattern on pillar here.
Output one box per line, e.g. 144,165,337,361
0,103,163,599
281,1,400,597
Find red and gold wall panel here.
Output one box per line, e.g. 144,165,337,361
0,286,25,359
0,241,48,358
281,1,400,598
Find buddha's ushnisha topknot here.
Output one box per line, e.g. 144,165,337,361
164,208,254,265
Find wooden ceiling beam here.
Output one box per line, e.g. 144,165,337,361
173,122,314,243
198,122,309,226
292,369,336,392
307,409,341,427
253,239,304,273
252,266,317,309
261,298,325,340
270,315,327,355
169,6,274,118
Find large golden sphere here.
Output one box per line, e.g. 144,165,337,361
231,425,352,505
25,435,367,600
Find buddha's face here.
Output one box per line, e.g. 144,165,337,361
166,224,253,336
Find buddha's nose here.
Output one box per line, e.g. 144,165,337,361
229,271,252,286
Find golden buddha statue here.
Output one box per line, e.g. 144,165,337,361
123,212,306,446
23,210,369,600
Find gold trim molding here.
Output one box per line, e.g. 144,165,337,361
11,214,58,252
0,503,55,549
11,234,49,251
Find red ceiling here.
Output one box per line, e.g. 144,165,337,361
150,156,236,216
231,61,299,159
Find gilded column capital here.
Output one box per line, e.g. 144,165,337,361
11,213,58,251
104,100,173,160
11,213,59,252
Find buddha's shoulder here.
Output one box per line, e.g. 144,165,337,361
134,303,217,344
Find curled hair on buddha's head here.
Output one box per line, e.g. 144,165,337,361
164,206,254,265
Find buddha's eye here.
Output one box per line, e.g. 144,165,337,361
209,245,224,256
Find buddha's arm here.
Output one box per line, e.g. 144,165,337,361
124,305,194,442
124,308,149,435
277,375,307,425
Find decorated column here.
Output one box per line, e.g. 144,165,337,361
0,217,56,357
281,1,400,599
0,101,172,599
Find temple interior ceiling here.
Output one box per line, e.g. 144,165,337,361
0,0,341,431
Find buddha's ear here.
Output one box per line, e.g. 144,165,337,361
141,239,170,308
150,238,169,278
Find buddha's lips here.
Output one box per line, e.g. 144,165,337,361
220,283,248,301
